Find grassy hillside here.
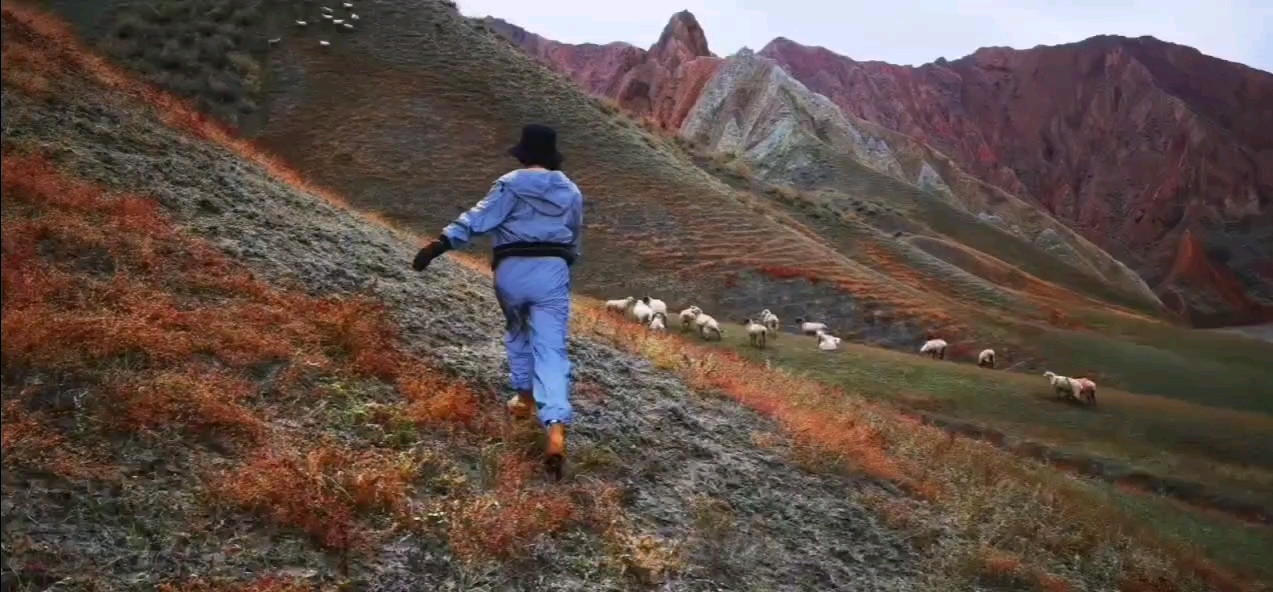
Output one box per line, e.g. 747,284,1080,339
4,3,1272,591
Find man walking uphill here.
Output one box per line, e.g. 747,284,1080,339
411,124,583,480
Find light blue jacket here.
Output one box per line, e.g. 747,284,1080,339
442,169,583,259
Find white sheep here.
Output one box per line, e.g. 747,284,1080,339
1042,371,1081,403
1073,377,1097,405
648,312,667,332
342,1,354,6
641,296,668,316
743,319,768,348
605,296,634,314
296,19,308,26
319,40,331,46
759,309,780,337
678,306,702,331
627,298,654,324
794,317,827,335
322,13,334,19
817,331,841,351
342,22,354,29
322,5,334,12
977,348,995,368
350,13,360,20
694,312,722,341
919,338,947,360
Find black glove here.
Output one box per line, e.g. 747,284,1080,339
412,235,452,271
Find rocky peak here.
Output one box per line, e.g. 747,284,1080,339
648,10,711,69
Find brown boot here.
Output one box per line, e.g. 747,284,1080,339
544,421,566,481
506,390,536,420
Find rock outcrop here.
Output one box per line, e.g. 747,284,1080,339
483,11,721,130
758,36,1273,326
488,14,1273,326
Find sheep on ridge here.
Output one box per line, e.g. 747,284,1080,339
759,309,780,337
627,298,654,324
648,312,667,332
1073,377,1097,406
641,296,668,316
794,317,827,336
743,319,768,348
678,306,702,331
1042,371,1081,403
694,311,723,341
977,348,996,368
817,330,841,351
605,296,634,314
919,338,947,360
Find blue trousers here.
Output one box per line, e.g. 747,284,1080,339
493,256,573,426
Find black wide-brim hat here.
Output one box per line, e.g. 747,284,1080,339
507,123,565,170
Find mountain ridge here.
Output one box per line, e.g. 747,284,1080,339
486,13,1273,327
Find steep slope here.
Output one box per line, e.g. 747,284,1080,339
1,5,922,588
9,4,1273,591
759,36,1273,326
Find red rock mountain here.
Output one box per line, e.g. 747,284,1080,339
482,11,721,130
485,14,1273,327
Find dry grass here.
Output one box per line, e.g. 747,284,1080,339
0,152,636,582
565,293,1267,591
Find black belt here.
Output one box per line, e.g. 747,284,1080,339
491,241,576,271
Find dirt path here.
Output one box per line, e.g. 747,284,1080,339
3,84,923,589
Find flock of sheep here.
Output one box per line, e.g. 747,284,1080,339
274,1,360,48
601,296,1097,406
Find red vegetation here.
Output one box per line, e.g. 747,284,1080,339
756,265,822,284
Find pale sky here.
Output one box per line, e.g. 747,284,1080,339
456,0,1272,74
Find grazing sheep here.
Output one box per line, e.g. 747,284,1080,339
268,37,281,46
295,19,308,26
977,348,996,368
627,298,654,324
342,1,353,6
350,13,360,20
743,319,768,348
641,296,668,316
648,312,667,332
817,331,841,351
694,312,723,341
678,306,702,331
322,6,334,12
342,22,354,29
794,317,827,335
1073,377,1097,405
605,296,634,314
759,309,780,337
322,13,334,19
1042,371,1080,402
919,338,947,360
319,40,331,46
333,18,345,24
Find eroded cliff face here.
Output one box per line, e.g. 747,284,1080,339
482,11,720,130
758,36,1273,324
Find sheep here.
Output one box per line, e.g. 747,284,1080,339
1073,377,1097,406
1042,371,1081,402
342,22,354,29
268,37,281,46
648,312,667,332
322,13,334,20
319,40,331,46
817,331,841,351
794,317,827,335
322,5,334,12
678,306,702,331
759,309,780,337
919,338,947,360
627,298,654,324
350,13,360,20
604,296,634,314
743,319,768,348
641,296,668,316
295,19,308,26
694,312,722,341
342,1,353,6
977,348,996,368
